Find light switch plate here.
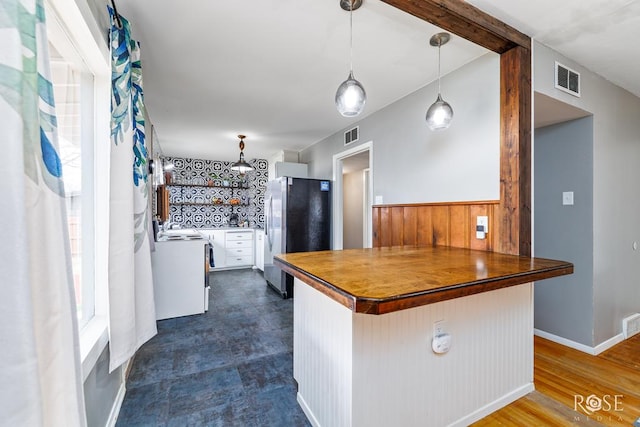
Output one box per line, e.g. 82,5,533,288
562,191,574,205
375,195,383,205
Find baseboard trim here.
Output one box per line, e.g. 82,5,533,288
449,383,534,426
534,329,624,355
297,393,320,427
106,381,126,427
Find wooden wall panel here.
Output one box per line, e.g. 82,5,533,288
449,205,468,249
403,208,418,247
391,207,405,247
372,201,499,251
432,206,451,247
416,206,433,247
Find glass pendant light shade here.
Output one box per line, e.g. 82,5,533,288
426,32,453,131
426,93,454,131
335,71,366,117
231,135,254,173
335,0,366,117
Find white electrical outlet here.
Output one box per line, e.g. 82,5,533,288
433,319,447,337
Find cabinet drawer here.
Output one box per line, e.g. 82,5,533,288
226,247,253,257
226,239,252,249
225,231,253,241
226,255,253,266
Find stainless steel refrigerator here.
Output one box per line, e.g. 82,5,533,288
264,177,331,298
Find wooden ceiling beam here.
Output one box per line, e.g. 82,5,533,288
380,0,530,53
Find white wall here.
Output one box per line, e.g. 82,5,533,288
534,41,640,345
301,53,500,204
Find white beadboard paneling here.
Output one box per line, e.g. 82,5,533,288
294,278,534,427
294,279,353,426
352,283,533,426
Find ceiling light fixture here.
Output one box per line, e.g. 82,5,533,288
335,0,366,117
231,134,254,174
426,32,454,131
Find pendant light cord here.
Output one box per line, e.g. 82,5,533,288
349,0,354,73
437,41,441,95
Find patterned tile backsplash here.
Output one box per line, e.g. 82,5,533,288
163,156,268,229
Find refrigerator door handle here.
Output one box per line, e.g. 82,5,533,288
266,195,273,251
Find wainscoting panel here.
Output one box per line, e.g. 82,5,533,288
294,279,353,426
372,201,499,251
351,283,534,426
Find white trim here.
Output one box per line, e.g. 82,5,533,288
449,383,534,427
44,0,109,74
332,141,373,250
297,393,321,427
79,316,109,381
106,379,126,427
362,168,371,248
534,328,625,355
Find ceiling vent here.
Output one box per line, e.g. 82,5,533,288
344,126,359,146
555,61,580,97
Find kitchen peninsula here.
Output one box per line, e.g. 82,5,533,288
275,247,573,426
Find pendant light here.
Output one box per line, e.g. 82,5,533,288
231,135,254,174
426,32,454,131
335,0,366,117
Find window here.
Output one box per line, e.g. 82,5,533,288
45,0,110,340
49,42,95,327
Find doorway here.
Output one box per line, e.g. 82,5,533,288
332,142,373,250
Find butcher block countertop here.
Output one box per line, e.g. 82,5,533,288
274,246,573,315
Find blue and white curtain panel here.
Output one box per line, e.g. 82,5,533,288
107,5,157,372
0,0,86,425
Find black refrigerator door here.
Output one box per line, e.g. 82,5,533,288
286,178,331,253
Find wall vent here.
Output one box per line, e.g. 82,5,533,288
622,313,640,339
555,61,581,97
344,126,359,146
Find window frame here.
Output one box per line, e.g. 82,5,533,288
45,0,111,380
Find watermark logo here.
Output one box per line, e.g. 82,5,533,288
574,394,624,423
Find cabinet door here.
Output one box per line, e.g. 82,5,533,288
255,230,265,271
211,230,226,268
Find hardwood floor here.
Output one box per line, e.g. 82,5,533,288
473,335,640,426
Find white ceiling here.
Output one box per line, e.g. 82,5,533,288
116,0,488,162
466,0,640,97
115,0,640,163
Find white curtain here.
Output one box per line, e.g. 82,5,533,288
107,6,157,371
0,0,86,425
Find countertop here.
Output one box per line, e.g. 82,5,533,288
274,246,573,314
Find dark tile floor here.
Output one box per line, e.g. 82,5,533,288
116,269,311,426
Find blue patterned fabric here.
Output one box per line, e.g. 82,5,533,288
0,0,86,424
107,5,157,372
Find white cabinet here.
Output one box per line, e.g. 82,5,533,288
210,229,226,269
255,230,265,271
224,230,254,268
199,228,254,270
